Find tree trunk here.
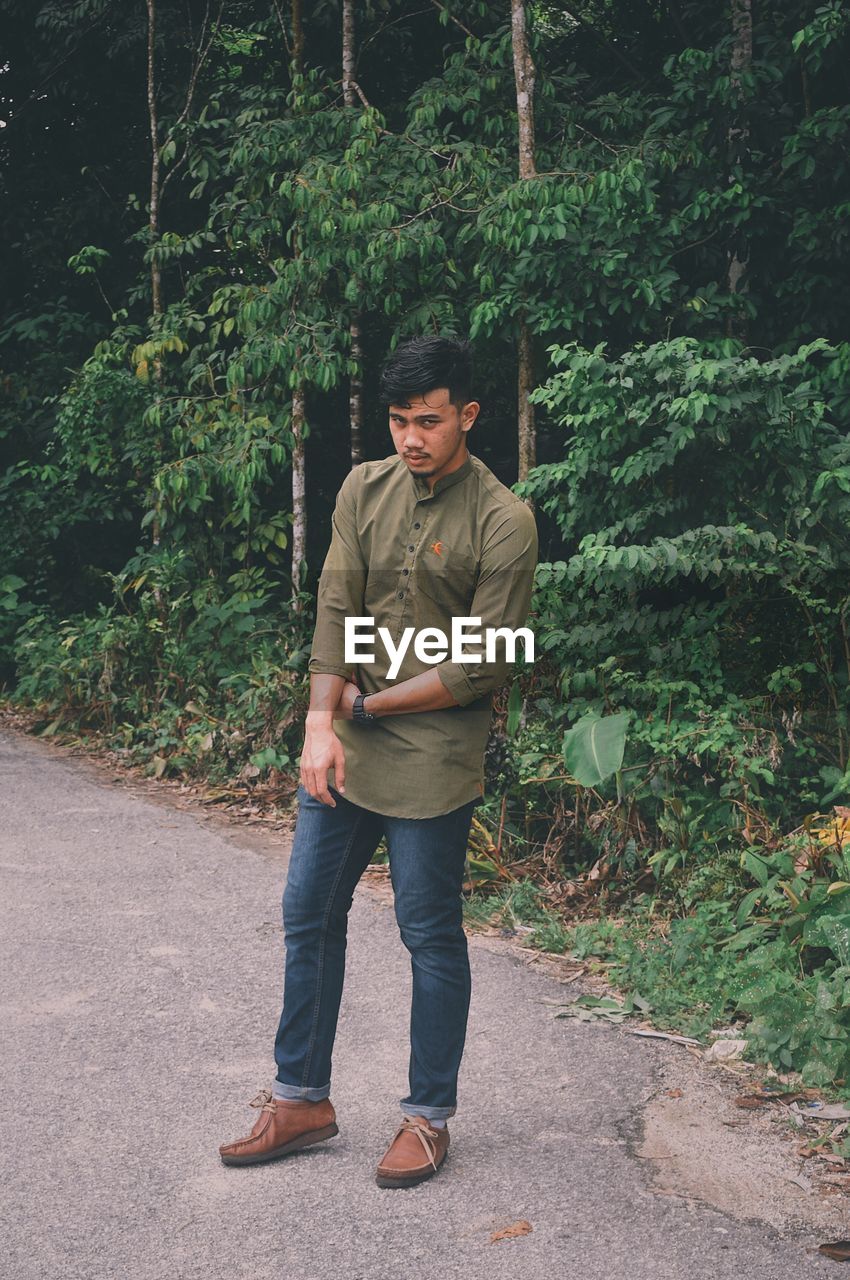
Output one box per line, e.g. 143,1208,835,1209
145,0,164,575
290,0,307,602
349,314,364,468
343,0,364,467
290,383,307,596
291,0,304,73
511,0,536,182
726,0,752,340
517,319,536,481
145,0,162,317
342,0,355,102
510,0,536,487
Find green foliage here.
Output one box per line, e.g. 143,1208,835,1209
519,336,850,872
495,820,850,1088
562,712,628,789
4,0,850,1093
463,879,573,954
571,906,746,1038
11,551,312,779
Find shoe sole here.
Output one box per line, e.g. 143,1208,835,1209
375,1154,447,1189
220,1123,339,1167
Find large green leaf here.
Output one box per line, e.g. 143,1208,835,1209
562,712,628,788
506,682,523,738
804,909,850,967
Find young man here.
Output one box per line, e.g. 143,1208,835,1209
219,336,538,1187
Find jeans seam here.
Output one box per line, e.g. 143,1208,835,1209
299,805,366,1089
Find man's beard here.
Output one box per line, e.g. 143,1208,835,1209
403,456,436,477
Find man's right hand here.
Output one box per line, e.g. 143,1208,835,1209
299,718,346,807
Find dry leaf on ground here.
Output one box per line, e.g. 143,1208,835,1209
628,1029,703,1046
704,1039,748,1062
804,1104,850,1121
490,1221,533,1243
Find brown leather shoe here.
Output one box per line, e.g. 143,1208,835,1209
375,1116,450,1188
219,1089,338,1166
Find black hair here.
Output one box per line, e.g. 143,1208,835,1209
378,336,473,409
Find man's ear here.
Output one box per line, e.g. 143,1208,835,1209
461,400,480,432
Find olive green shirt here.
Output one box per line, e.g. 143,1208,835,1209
309,452,538,818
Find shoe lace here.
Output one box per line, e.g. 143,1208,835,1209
248,1088,276,1114
396,1117,441,1170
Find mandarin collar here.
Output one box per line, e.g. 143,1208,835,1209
410,453,473,501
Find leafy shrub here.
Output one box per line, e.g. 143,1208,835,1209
515,336,850,869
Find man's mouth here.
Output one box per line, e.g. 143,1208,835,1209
405,454,428,463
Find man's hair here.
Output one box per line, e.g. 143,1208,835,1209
378,336,473,409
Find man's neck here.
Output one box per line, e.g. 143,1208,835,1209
425,444,469,492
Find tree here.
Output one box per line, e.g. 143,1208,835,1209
289,0,307,601
342,0,364,468
146,0,163,318
726,0,752,341
510,0,537,484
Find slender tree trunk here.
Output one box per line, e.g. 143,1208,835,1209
291,0,304,71
343,0,364,467
342,0,355,101
348,314,364,467
290,0,307,602
517,321,536,479
290,383,307,595
145,0,164,574
145,0,162,317
726,0,752,341
511,0,536,183
511,0,536,485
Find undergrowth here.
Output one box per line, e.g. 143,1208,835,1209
464,814,850,1096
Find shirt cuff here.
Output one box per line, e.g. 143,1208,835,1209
437,662,481,708
309,661,354,680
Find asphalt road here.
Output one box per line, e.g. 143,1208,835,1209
0,727,837,1279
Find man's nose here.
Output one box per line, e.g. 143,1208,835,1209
403,425,425,448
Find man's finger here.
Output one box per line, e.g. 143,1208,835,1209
316,774,336,807
305,754,333,806
334,743,346,795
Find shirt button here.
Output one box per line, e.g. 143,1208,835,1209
402,568,409,576
413,522,421,530
408,545,414,552
397,591,405,599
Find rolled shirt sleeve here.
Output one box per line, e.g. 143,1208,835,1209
436,502,538,706
308,467,367,680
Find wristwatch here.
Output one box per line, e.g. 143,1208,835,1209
352,693,377,726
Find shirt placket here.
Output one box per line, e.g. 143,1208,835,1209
389,490,433,641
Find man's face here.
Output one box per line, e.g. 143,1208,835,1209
388,387,479,483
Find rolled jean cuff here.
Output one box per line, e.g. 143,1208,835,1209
400,1101,457,1121
272,1079,331,1102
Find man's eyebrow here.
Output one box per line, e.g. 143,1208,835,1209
389,410,444,419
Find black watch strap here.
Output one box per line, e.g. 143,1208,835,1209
352,693,377,725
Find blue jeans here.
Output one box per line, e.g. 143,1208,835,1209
273,785,476,1121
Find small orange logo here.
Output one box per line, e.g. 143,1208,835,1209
430,540,444,557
